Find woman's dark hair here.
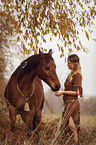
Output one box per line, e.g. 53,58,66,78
68,54,79,63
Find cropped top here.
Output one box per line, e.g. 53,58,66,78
63,72,83,102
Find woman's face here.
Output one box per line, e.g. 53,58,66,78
67,61,73,70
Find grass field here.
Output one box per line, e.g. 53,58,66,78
0,99,96,145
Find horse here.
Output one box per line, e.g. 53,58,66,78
4,49,60,133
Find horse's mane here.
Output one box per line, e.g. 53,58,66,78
14,53,54,83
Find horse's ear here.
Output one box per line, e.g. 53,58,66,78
39,48,44,57
48,49,52,56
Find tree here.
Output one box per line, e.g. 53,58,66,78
0,0,96,57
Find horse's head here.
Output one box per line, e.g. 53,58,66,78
36,49,60,91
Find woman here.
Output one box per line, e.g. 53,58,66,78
55,54,83,144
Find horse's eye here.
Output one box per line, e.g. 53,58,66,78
45,66,50,71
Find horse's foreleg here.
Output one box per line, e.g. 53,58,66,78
21,108,35,131
34,109,42,133
26,113,35,130
9,107,16,132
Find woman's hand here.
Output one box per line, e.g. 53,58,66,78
55,91,64,96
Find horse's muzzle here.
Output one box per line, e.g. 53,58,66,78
51,84,60,92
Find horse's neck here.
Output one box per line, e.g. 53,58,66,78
18,69,36,89
17,54,40,90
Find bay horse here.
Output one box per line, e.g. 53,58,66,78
4,49,60,133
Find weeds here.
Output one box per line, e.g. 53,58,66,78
0,99,96,145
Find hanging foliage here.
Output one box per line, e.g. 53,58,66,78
0,0,96,55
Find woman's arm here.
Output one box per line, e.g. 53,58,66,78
55,89,80,97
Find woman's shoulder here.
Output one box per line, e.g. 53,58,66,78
73,72,82,79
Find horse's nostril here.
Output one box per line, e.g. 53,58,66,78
55,84,60,91
51,84,60,92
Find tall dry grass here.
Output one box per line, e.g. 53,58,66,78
0,98,96,145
